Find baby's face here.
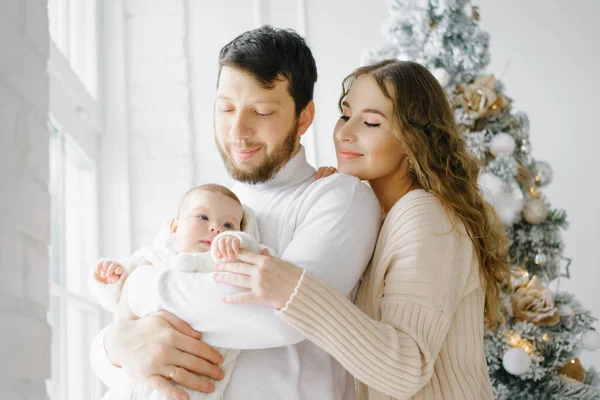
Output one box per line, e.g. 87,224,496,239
171,191,244,253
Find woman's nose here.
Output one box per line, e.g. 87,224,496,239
334,120,356,143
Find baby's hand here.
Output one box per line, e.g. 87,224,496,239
315,166,336,180
212,235,241,260
94,260,124,284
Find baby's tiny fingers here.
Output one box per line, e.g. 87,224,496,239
227,238,236,260
115,266,124,275
106,263,119,278
219,240,228,260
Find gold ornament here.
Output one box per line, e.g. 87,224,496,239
523,198,549,224
472,6,480,21
461,75,508,120
528,186,542,199
510,276,560,327
558,357,585,382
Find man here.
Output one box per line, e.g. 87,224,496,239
91,26,380,400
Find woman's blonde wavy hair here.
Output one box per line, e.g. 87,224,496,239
340,60,511,327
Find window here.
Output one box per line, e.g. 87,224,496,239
48,124,106,400
48,0,99,98
47,0,106,398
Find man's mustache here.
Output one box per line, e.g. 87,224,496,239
226,141,263,149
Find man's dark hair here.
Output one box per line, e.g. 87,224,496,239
218,25,318,116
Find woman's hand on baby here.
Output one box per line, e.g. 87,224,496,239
213,249,304,309
315,166,337,180
94,260,124,284
212,235,241,260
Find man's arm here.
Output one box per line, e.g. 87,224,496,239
126,174,381,348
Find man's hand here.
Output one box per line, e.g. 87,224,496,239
104,311,225,400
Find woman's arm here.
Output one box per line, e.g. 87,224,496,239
277,272,454,398
274,202,475,398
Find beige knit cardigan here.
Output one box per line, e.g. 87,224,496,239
278,189,494,400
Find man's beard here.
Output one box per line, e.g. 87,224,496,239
216,121,299,185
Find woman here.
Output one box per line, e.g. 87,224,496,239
213,60,512,399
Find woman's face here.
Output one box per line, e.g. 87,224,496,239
334,75,406,181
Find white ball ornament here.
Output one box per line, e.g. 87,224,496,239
581,331,600,352
489,133,517,157
432,68,451,88
503,348,532,376
478,173,524,225
523,198,549,224
557,304,575,317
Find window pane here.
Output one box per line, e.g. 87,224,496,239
69,0,98,97
48,0,69,56
64,139,98,300
67,301,101,400
48,0,98,98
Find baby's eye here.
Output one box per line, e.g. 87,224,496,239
198,215,209,221
223,222,234,230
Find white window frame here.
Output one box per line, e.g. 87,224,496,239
47,0,109,399
48,123,105,400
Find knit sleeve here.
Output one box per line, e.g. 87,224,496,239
277,198,473,398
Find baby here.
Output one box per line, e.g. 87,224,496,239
89,183,274,400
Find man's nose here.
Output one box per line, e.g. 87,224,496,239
230,109,254,139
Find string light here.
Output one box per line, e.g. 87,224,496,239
509,334,521,347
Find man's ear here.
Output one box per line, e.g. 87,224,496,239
169,218,178,234
297,100,315,137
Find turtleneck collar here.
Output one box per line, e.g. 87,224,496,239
232,145,316,193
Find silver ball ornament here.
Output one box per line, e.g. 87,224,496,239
534,161,553,187
534,253,547,266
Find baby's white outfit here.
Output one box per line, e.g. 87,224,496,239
89,207,274,400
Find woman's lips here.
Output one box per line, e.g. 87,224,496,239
337,149,364,160
233,147,261,161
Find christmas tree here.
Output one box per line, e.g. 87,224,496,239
363,1,600,398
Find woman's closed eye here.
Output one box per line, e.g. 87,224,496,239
339,115,380,128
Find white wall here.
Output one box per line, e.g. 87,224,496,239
124,0,388,247
121,0,599,370
476,0,600,370
0,0,52,397
125,0,196,248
